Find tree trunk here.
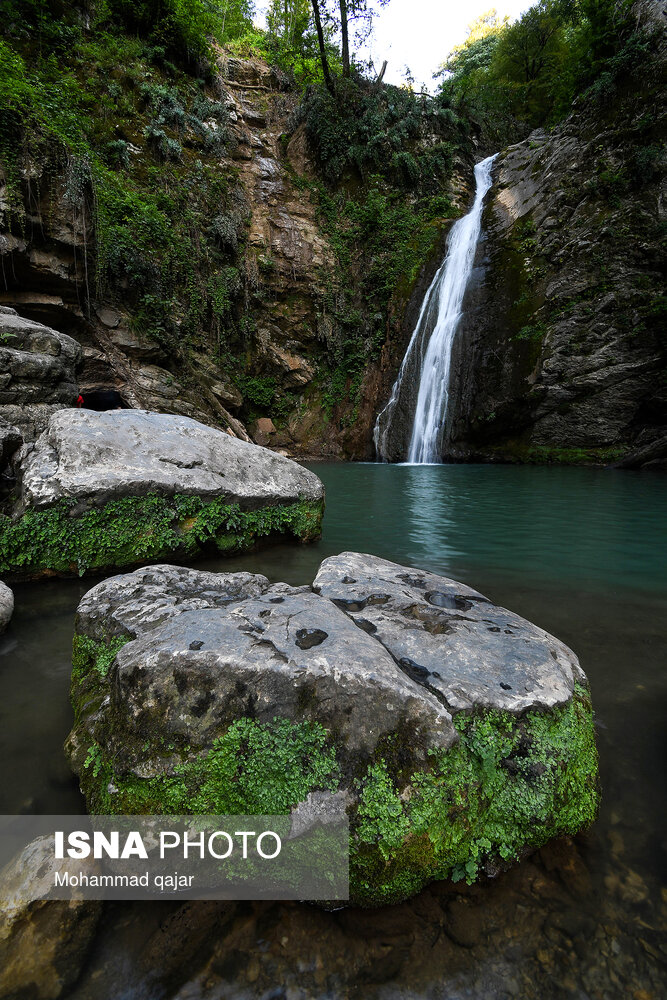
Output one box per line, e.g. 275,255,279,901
339,0,350,76
374,59,388,86
310,0,334,92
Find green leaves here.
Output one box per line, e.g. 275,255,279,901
354,686,599,892
0,494,324,576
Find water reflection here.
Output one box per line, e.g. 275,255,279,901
402,464,462,563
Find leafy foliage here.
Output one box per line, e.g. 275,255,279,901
80,715,340,815
0,0,255,359
72,633,131,681
438,0,660,139
0,494,324,576
353,685,600,903
300,78,464,191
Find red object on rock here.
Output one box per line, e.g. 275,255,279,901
76,395,84,408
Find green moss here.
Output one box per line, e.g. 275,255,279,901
525,445,628,465
351,684,600,905
81,717,340,816
72,633,131,682
478,440,630,467
0,493,323,577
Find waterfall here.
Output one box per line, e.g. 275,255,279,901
374,154,497,464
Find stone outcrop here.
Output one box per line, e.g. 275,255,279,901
0,409,324,578
66,553,600,906
0,306,81,443
442,9,666,466
0,178,243,436
0,580,13,632
0,836,101,1000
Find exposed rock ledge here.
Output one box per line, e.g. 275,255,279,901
0,305,81,445
67,553,600,906
0,409,324,579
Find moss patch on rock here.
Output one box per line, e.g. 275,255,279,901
352,683,600,905
79,716,340,816
0,493,323,578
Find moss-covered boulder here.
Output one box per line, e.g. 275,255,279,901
66,554,600,906
0,409,324,578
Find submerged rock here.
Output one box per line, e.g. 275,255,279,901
0,580,13,632
67,553,600,906
0,409,324,579
0,836,101,1000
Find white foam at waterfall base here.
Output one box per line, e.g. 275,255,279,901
374,154,497,464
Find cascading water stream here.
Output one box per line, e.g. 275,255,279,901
374,154,497,464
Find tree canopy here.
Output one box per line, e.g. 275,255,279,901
437,0,649,138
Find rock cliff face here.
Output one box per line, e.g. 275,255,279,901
443,5,666,467
0,149,249,439
3,17,663,465
0,51,471,460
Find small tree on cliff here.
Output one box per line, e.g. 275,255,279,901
309,0,389,89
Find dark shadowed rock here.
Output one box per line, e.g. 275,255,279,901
0,836,101,1000
0,418,21,468
67,554,600,906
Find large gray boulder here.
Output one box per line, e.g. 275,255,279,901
67,554,600,906
1,409,324,578
0,581,13,632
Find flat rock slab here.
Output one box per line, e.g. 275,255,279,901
17,408,323,510
314,552,586,714
1,410,324,578
68,554,600,906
